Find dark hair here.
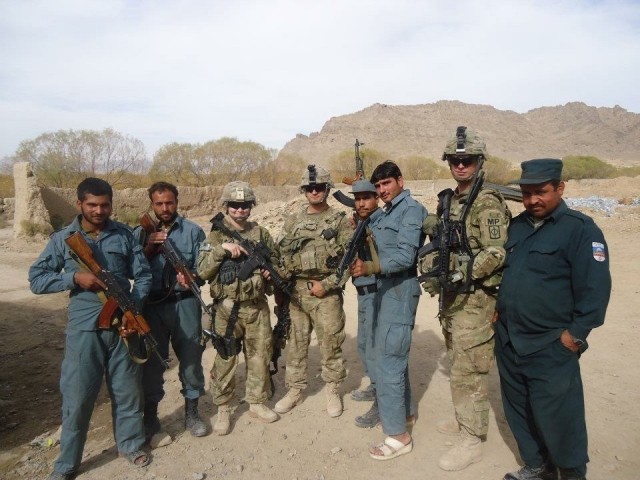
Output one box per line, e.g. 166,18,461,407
148,181,179,200
550,179,562,189
370,160,402,183
77,177,113,201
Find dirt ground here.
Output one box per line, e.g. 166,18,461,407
0,179,639,480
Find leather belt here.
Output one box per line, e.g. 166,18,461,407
356,284,378,296
148,290,195,304
379,267,417,279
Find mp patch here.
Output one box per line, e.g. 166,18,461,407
592,242,606,262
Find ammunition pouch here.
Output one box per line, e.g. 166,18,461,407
325,255,341,269
219,257,242,285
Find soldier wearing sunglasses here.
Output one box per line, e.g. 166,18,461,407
274,165,352,418
419,127,510,471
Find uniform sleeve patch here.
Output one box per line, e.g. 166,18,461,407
592,242,606,262
486,214,503,239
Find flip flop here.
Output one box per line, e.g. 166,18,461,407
120,449,150,468
369,436,413,461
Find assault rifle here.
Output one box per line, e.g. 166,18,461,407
418,168,485,319
64,232,169,368
210,212,299,393
335,216,370,281
209,212,299,304
140,213,211,312
139,212,162,259
333,139,365,208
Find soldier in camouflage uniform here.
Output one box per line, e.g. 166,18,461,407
274,165,352,418
419,127,510,471
197,181,280,435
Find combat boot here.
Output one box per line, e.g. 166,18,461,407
325,382,343,417
558,468,586,480
355,399,379,428
503,464,558,480
214,402,232,436
249,403,279,423
350,384,376,402
143,401,161,443
436,418,461,436
438,430,482,471
184,398,208,437
274,388,303,414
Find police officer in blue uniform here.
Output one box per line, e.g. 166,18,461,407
29,178,152,480
495,159,611,480
347,180,382,427
351,161,427,460
134,182,207,442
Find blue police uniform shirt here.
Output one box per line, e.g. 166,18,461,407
369,190,427,274
29,215,152,331
133,215,205,294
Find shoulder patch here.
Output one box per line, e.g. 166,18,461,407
592,242,606,262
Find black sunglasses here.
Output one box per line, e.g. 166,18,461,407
304,184,327,193
448,157,477,167
227,201,252,210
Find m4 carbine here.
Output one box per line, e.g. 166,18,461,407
65,231,169,368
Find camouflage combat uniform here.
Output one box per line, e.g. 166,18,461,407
421,187,510,437
277,206,352,390
197,216,278,406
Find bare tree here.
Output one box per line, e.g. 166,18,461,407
12,128,146,188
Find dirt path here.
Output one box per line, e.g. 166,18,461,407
1,179,639,480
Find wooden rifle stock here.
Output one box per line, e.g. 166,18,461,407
139,212,162,259
65,232,167,367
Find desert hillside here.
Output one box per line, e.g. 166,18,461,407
280,101,640,166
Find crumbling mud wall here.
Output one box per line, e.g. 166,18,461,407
11,164,301,234
13,162,52,239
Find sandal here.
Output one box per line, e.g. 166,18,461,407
120,449,150,467
369,436,413,461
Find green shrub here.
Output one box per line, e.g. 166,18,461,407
614,165,640,177
484,156,519,185
562,155,616,180
396,156,449,180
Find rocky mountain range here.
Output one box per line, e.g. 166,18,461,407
279,101,640,166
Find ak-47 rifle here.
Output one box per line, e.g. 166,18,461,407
139,213,218,349
418,166,486,320
335,216,371,281
64,232,169,368
139,212,162,259
209,212,298,392
333,139,365,208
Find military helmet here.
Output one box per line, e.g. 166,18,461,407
220,181,257,206
442,126,488,160
300,164,334,191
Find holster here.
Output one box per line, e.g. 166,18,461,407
210,331,243,360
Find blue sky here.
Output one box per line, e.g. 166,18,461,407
1,0,638,159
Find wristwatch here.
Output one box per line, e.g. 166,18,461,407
571,335,587,353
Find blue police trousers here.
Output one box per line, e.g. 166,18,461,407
55,329,144,475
